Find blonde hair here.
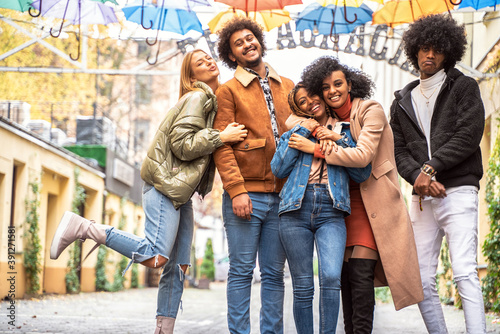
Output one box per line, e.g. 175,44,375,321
178,49,207,99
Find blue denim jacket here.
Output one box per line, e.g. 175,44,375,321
271,123,372,216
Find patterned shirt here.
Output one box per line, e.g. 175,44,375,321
244,66,280,147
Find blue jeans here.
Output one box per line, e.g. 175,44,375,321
222,191,286,334
105,183,193,318
280,184,346,334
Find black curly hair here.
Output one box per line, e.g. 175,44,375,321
402,14,467,72
301,56,375,100
216,17,267,69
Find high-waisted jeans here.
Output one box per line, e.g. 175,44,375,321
222,191,286,334
411,186,486,334
280,184,346,334
105,183,193,318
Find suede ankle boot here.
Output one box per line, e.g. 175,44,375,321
341,261,354,334
50,211,109,260
349,258,377,334
154,316,175,334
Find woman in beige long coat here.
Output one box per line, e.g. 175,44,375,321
292,56,423,334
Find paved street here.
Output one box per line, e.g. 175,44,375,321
1,279,500,333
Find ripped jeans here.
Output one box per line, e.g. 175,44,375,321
411,186,486,334
105,183,193,318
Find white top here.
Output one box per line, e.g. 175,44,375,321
411,69,446,159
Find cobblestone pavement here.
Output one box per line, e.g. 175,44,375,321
1,279,499,333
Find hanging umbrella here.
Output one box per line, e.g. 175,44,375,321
30,0,117,60
30,0,118,26
208,8,291,32
0,0,32,12
214,0,302,12
122,0,208,30
89,0,119,5
123,0,204,64
458,0,499,10
372,0,456,28
295,2,373,35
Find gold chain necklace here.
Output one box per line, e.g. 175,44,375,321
419,84,440,106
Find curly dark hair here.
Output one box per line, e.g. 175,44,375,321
216,17,267,69
403,14,467,72
301,56,375,100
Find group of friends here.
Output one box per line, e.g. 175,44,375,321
49,12,486,334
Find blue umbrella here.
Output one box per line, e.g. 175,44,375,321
122,0,203,34
122,0,203,64
458,0,499,9
295,2,373,36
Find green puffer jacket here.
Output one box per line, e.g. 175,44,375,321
140,81,224,209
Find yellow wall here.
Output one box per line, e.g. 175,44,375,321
1,123,147,298
0,124,104,298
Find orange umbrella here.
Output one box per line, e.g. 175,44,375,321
372,0,456,28
208,8,291,32
214,0,302,12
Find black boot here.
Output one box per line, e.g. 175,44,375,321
349,258,377,334
341,261,354,334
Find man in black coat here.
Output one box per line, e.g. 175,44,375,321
389,14,486,334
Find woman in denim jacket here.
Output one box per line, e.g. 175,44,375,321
271,83,371,334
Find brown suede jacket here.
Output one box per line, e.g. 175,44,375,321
213,64,294,199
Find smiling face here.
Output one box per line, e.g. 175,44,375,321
417,45,445,79
294,87,328,123
322,70,352,110
228,29,263,69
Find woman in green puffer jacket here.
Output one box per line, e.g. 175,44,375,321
50,49,247,333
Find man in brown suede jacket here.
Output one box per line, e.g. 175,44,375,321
213,17,294,334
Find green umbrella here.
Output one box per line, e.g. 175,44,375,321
89,0,119,5
0,0,33,12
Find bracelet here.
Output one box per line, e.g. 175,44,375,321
421,164,437,177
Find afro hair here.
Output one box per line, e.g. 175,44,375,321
301,56,375,100
403,14,467,72
216,17,267,70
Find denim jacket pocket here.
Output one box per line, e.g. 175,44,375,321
372,159,394,180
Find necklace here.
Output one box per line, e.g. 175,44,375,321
419,84,440,106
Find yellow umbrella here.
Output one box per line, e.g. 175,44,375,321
208,8,291,32
372,0,455,28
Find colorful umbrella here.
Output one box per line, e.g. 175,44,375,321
123,0,203,64
122,0,209,30
30,0,118,26
295,2,373,35
30,0,117,60
122,1,203,35
208,8,291,32
458,0,499,9
214,0,302,12
89,0,118,5
372,0,455,28
0,0,32,12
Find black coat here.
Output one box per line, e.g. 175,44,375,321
389,68,484,189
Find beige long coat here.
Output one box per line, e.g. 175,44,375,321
323,98,424,311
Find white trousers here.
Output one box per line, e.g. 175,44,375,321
410,186,486,334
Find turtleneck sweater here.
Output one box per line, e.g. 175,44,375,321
332,94,352,121
411,69,446,159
